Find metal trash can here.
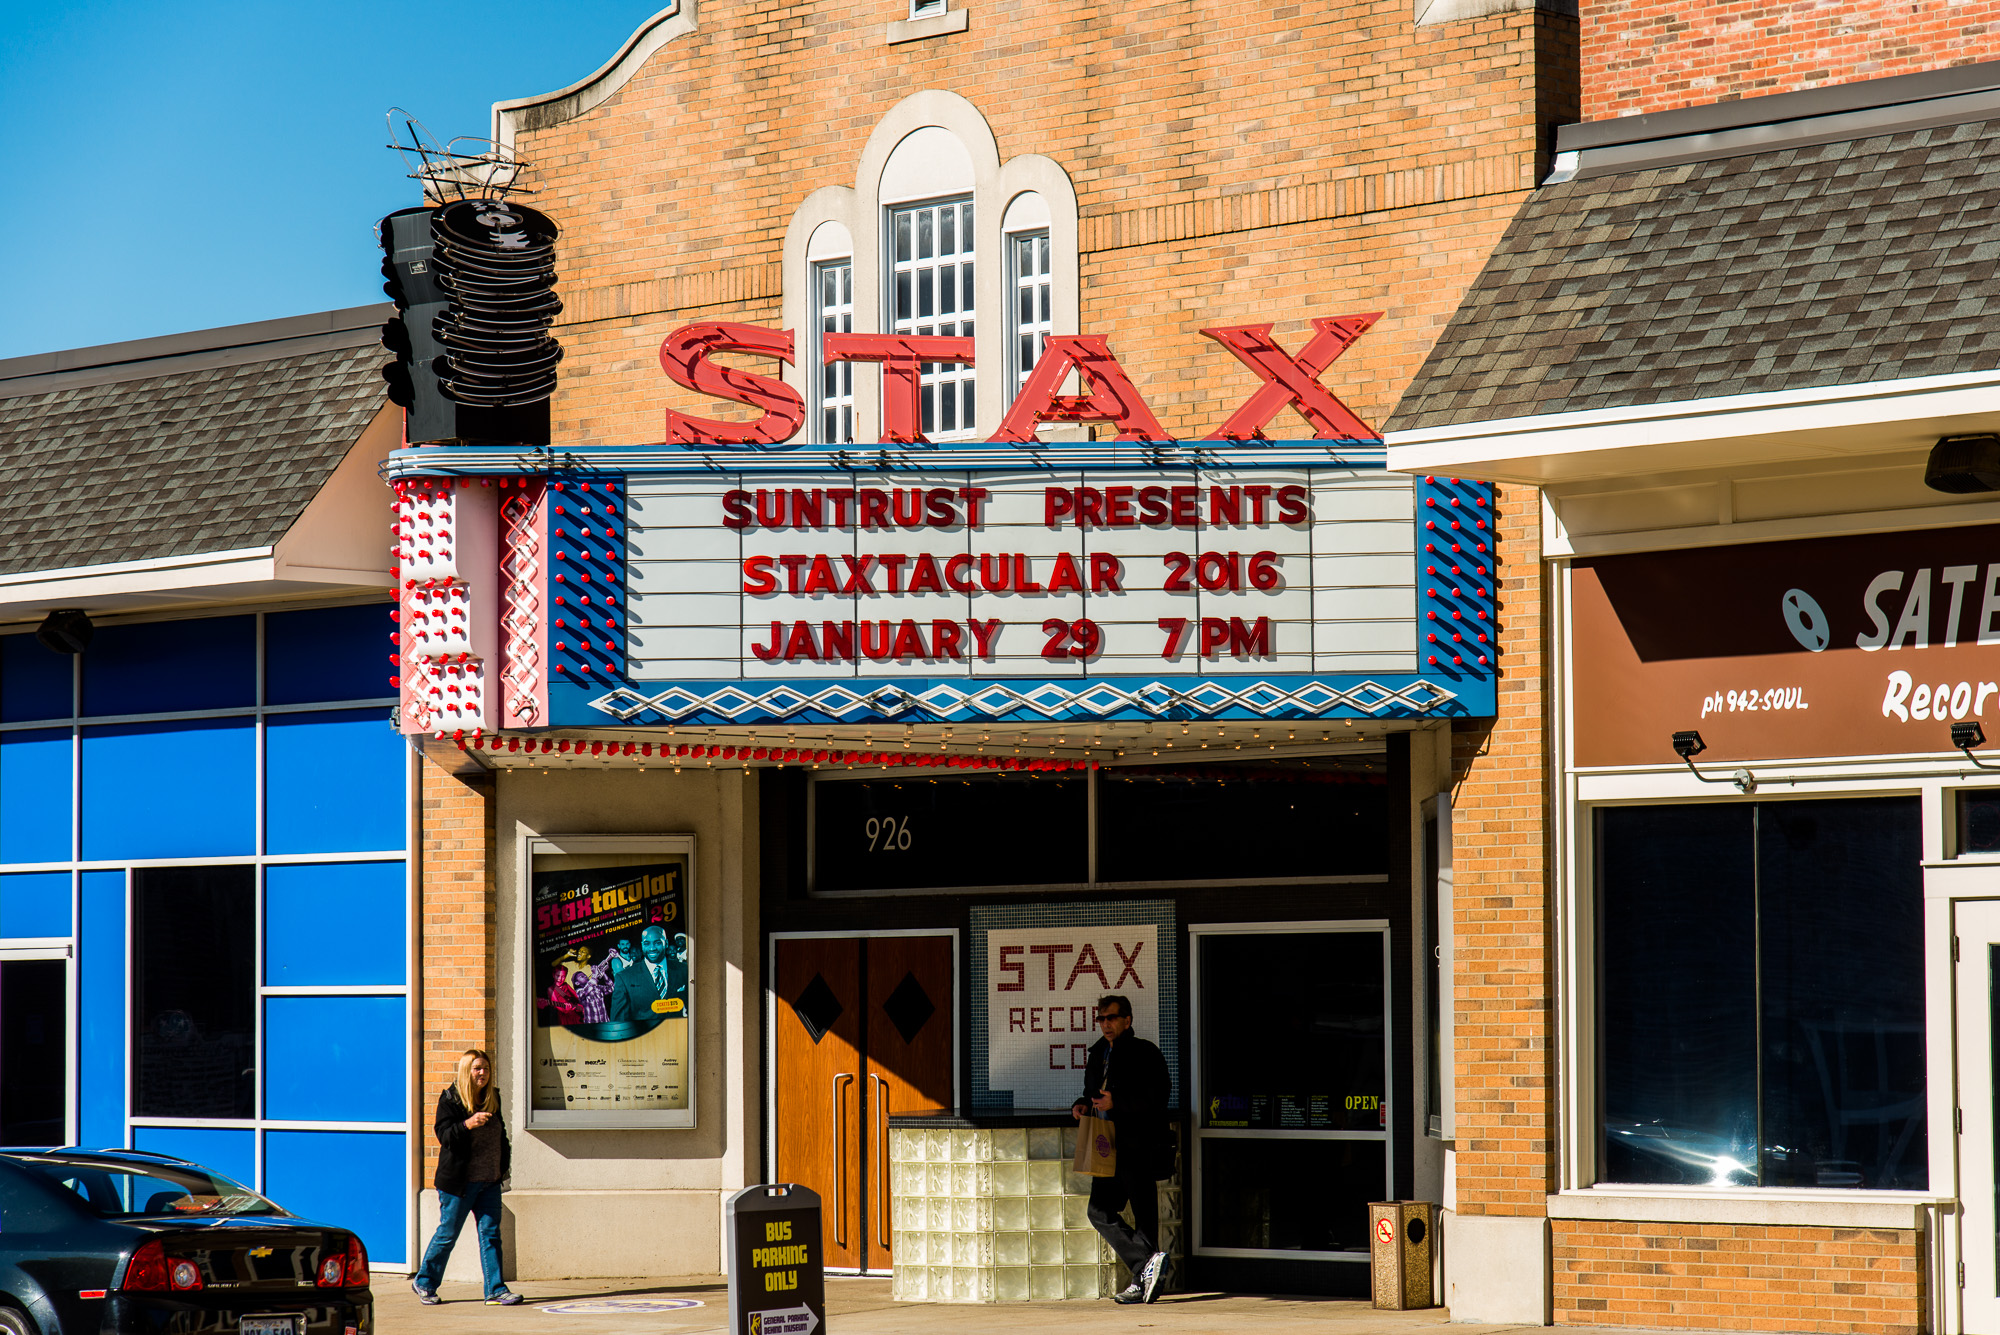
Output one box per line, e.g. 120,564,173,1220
1368,1200,1438,1310
726,1184,826,1335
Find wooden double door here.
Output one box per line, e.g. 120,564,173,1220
773,934,953,1272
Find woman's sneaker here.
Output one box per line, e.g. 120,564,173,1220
410,1279,441,1306
486,1291,524,1306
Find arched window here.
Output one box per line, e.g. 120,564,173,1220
781,91,1078,443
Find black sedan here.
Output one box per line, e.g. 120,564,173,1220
0,1148,371,1335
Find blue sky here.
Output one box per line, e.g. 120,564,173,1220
0,2,664,360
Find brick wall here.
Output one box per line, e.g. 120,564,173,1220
1449,480,1551,1215
1584,0,2000,120
1554,1220,1926,1335
418,754,497,1186
504,0,1576,445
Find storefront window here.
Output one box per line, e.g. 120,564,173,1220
1597,798,1925,1189
1961,789,2000,854
1098,761,1388,883
133,866,256,1120
813,774,1086,891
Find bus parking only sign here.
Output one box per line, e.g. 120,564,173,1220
727,1184,826,1335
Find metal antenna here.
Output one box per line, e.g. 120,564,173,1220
386,107,535,204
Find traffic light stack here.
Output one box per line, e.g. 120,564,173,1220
378,200,563,446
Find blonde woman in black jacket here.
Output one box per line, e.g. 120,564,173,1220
411,1050,520,1306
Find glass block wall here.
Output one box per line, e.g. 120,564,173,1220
0,603,410,1265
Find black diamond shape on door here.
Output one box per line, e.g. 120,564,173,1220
792,973,844,1044
882,971,936,1045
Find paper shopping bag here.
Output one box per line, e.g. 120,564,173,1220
1073,1113,1118,1177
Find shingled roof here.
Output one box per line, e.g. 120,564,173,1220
1388,116,2000,433
0,308,391,578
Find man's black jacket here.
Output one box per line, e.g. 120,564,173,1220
1074,1032,1174,1180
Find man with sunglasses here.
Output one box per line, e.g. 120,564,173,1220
1070,994,1172,1304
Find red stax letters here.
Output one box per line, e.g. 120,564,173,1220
1200,314,1381,441
823,333,975,444
990,335,1170,444
660,322,805,445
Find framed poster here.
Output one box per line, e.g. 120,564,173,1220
521,834,696,1129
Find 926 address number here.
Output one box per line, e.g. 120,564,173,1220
865,815,913,852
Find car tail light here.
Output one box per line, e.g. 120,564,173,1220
169,1260,203,1292
345,1235,369,1288
317,1255,344,1287
121,1241,169,1291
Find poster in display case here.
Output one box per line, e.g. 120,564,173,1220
523,835,696,1128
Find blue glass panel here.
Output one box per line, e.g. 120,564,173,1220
265,710,405,856
265,863,406,987
80,870,124,1150
1,635,72,723
82,617,254,717
0,728,70,864
264,1130,406,1263
264,997,403,1123
265,605,396,707
80,719,254,861
133,1126,255,1188
0,872,69,938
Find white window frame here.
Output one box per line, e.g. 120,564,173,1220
780,91,1079,443
885,194,978,440
1005,227,1052,397
812,256,856,444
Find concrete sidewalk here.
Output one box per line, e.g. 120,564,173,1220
372,1274,1542,1335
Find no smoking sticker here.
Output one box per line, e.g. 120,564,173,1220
1375,1218,1395,1245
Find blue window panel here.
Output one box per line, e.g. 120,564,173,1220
0,872,69,939
265,863,406,987
264,997,403,1124
1,635,72,723
265,710,404,856
265,605,396,707
264,1130,406,1263
133,1126,255,1189
0,728,70,864
80,720,255,861
82,617,254,717
80,870,124,1150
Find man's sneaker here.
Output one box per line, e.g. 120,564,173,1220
1112,1283,1144,1304
1139,1250,1169,1304
410,1279,441,1306
485,1292,524,1306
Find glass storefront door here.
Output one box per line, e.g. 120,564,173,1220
1188,922,1389,1265
1956,901,2000,1332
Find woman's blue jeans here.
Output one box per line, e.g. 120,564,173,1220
415,1180,506,1297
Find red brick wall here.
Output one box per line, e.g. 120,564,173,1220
1585,0,2000,120
1554,1220,1926,1335
1449,480,1551,1216
417,755,496,1186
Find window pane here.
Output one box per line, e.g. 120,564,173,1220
1200,931,1382,1130
134,866,255,1119
940,206,955,253
917,208,933,259
1756,797,1925,1189
1,634,71,722
1200,1138,1382,1254
940,263,956,313
1097,760,1389,882
2,959,66,1145
264,604,394,706
1963,788,2000,853
811,775,1086,891
1597,798,1926,1190
1598,804,1756,1185
918,269,933,318
82,617,254,716
895,212,911,261
890,198,975,438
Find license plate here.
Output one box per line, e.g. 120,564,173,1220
239,1317,300,1335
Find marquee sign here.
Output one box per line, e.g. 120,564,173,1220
384,317,1498,735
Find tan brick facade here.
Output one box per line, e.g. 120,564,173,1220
1584,0,2000,120
417,754,497,1187
1554,1220,1926,1335
1449,480,1550,1218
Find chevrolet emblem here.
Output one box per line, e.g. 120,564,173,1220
248,1247,272,1258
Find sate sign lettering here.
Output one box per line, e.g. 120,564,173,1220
986,925,1157,1108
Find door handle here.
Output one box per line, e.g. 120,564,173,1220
871,1074,891,1248
831,1073,854,1246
